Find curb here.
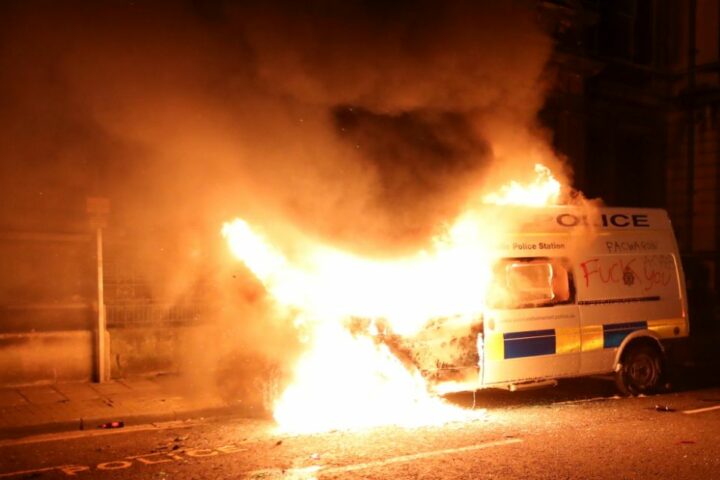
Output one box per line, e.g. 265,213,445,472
0,405,251,441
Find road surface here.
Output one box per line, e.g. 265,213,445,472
1,378,719,479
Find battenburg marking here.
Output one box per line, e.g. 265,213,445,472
503,329,556,359
602,321,647,348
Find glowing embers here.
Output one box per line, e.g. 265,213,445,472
483,163,561,207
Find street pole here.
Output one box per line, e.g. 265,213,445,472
87,197,111,383
96,225,109,382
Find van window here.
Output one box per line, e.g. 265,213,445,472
488,258,574,309
506,263,554,304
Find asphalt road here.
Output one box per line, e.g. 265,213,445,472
1,377,719,480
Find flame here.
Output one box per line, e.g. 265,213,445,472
221,219,494,336
222,163,563,433
482,163,561,207
273,322,478,432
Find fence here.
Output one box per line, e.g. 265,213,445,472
0,231,216,386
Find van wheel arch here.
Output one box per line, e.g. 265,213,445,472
615,337,665,396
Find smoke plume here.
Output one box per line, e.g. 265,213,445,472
0,0,562,399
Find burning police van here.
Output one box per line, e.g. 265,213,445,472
383,206,689,396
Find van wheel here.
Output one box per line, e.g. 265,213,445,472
615,344,663,396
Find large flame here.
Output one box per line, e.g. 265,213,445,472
222,217,493,336
222,163,563,433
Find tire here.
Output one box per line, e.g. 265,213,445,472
615,343,664,396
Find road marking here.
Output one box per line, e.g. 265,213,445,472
248,437,523,478
0,419,203,448
0,467,58,478
682,405,720,415
323,437,523,474
552,395,621,406
0,442,248,477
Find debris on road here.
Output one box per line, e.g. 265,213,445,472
97,421,124,429
654,405,676,412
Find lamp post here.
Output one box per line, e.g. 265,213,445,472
86,197,110,383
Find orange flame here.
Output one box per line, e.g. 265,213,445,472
483,163,561,207
273,322,479,432
222,163,563,433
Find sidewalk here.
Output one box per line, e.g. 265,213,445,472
0,375,251,439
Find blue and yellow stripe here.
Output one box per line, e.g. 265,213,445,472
602,321,647,348
485,317,685,360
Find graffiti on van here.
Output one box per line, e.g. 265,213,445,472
579,255,674,292
640,254,675,292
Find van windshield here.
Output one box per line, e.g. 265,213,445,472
487,258,572,309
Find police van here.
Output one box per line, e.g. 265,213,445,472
390,206,689,396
